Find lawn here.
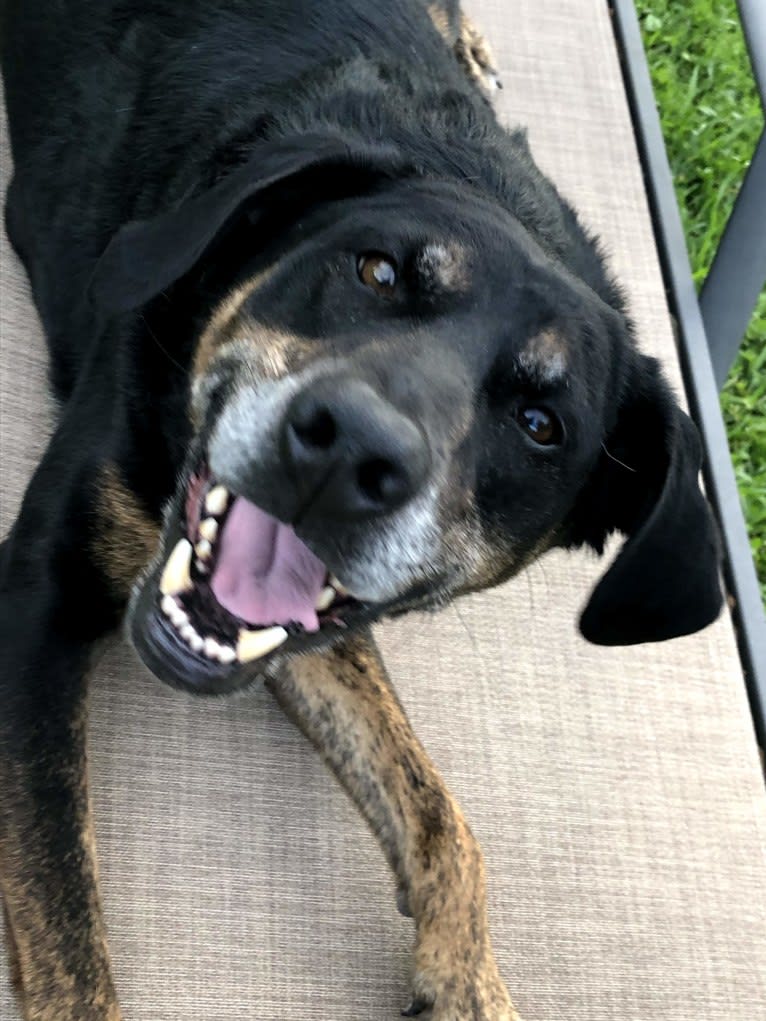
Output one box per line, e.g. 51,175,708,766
636,0,766,603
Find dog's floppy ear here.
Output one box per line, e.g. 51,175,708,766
88,134,405,315
570,355,722,645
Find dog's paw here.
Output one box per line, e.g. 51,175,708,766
403,958,522,1021
454,16,503,97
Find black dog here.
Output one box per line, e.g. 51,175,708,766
0,1,722,1018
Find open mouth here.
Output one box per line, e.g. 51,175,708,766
138,464,367,689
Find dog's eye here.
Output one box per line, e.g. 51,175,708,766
358,253,397,296
517,406,562,445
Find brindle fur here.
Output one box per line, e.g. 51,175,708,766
0,667,120,1020
1,451,152,1019
94,465,161,600
428,2,501,93
427,2,458,44
269,633,521,1019
454,15,501,93
2,899,22,996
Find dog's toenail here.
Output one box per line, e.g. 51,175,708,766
401,999,429,1017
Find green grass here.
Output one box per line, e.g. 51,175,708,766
636,0,766,603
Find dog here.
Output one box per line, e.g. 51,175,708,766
0,1,723,1018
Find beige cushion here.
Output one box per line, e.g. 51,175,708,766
2,1,765,1018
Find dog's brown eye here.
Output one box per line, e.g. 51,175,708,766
517,406,561,445
358,253,397,296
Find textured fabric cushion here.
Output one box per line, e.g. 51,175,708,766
2,2,765,1019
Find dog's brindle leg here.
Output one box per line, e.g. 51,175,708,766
2,896,23,996
454,14,502,95
268,631,522,1020
426,2,502,95
0,444,157,1018
0,625,121,1021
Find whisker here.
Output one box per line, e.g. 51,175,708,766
139,314,188,374
601,442,636,472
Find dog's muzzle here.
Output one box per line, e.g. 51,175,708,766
129,371,437,694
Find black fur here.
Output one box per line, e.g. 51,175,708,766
0,0,722,1014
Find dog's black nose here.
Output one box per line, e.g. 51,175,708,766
282,377,430,519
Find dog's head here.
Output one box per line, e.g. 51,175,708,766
90,134,722,693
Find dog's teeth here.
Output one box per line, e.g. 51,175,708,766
198,517,218,543
189,632,204,652
170,604,188,628
205,485,230,516
160,594,187,629
203,636,221,659
180,624,196,642
202,637,236,664
236,626,288,663
159,538,193,596
195,539,213,561
329,574,350,598
315,586,335,612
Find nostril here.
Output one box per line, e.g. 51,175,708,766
357,457,405,505
291,407,337,450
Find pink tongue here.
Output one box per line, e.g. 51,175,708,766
210,497,326,633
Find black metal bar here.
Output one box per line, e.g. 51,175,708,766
700,128,766,389
737,0,766,110
610,0,766,747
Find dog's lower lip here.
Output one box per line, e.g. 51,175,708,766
131,592,250,695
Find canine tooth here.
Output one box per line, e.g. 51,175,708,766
161,594,178,618
205,485,229,516
329,574,350,598
198,517,218,543
236,626,288,663
195,539,213,561
159,539,193,596
315,586,335,611
218,645,236,665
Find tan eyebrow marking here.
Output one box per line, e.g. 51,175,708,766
416,242,471,292
517,327,568,384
